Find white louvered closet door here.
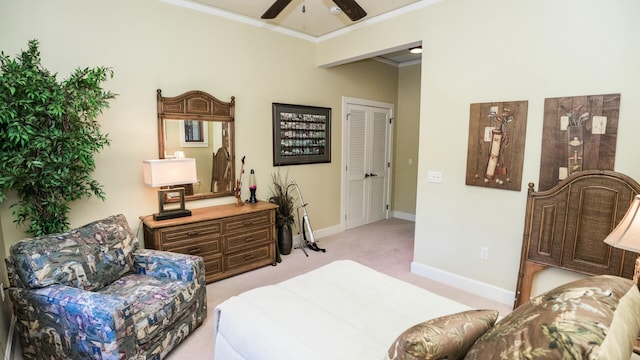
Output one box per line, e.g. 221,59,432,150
346,103,392,230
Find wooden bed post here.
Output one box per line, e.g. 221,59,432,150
514,261,547,308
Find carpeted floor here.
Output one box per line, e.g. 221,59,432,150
167,218,512,359
10,218,512,359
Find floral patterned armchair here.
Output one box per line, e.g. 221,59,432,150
4,214,207,360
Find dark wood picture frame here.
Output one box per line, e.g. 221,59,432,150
272,103,331,166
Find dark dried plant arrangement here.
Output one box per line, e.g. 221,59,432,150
268,172,296,228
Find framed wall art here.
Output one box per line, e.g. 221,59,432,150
465,100,528,191
272,103,331,166
537,93,620,191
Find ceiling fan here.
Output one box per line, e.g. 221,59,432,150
261,0,367,22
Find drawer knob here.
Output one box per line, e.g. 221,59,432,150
187,231,201,236
244,254,255,260
189,247,202,254
244,236,255,242
243,220,255,225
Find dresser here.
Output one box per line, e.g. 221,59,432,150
141,201,278,283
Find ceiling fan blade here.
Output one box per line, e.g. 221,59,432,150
332,0,367,21
261,0,293,19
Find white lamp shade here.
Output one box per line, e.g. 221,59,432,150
604,195,640,253
143,158,197,187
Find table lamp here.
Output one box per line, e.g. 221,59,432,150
143,158,197,221
603,194,640,285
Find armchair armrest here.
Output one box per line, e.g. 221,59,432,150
9,284,136,359
4,257,25,288
133,249,206,284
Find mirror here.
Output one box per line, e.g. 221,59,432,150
157,89,236,202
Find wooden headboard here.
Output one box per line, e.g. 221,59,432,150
514,170,640,308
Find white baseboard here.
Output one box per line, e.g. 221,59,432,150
391,211,415,222
4,314,15,360
411,261,515,306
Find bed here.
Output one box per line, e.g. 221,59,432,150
213,260,474,359
214,262,640,360
214,170,640,359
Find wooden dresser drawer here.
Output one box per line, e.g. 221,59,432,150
162,236,221,256
203,254,223,281
225,227,271,253
224,212,272,234
159,220,222,244
224,245,273,272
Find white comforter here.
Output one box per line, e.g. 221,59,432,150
213,260,472,360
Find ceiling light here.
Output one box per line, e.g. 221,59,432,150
409,47,422,54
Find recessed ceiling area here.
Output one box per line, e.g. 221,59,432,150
188,0,427,38
164,0,430,65
376,48,422,66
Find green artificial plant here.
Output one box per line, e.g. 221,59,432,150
0,40,116,236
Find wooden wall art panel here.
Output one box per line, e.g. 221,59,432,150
466,100,528,191
538,93,620,191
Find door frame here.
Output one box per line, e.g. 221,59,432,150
341,96,395,229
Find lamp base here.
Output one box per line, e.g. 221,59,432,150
153,209,192,221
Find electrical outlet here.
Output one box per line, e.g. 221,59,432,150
480,247,489,260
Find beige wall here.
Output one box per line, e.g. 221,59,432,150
393,64,421,216
0,0,401,352
0,0,401,241
320,0,640,297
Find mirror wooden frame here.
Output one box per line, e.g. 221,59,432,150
157,89,236,201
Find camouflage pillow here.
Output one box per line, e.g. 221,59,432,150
464,275,640,360
385,309,499,360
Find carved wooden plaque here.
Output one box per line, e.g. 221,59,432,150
466,100,528,191
538,93,620,191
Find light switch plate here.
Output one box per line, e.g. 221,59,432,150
427,171,443,183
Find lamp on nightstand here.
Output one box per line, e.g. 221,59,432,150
143,158,197,221
603,194,640,285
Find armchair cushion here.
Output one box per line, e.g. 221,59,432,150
10,214,137,290
99,274,197,345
